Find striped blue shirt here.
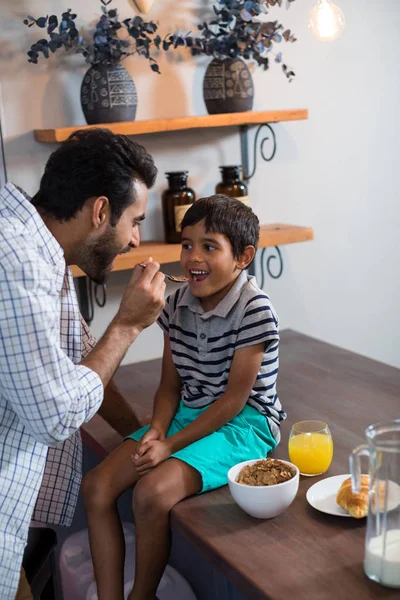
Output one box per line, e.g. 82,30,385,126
158,270,286,441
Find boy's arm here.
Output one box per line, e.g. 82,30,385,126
151,334,181,435
134,342,265,471
166,341,264,453
135,334,180,455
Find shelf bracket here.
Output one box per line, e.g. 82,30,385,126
239,123,277,182
239,123,282,283
77,277,92,325
76,277,107,325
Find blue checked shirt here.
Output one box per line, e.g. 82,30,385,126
0,183,104,599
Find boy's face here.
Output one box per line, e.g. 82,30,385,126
180,219,253,311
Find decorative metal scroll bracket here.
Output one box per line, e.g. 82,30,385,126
239,122,282,285
77,277,107,325
239,122,277,182
248,246,283,286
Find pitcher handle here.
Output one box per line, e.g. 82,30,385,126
350,444,369,493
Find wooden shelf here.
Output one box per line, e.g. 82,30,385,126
34,109,308,143
71,223,313,278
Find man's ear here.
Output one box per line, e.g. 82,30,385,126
236,245,256,270
91,196,110,229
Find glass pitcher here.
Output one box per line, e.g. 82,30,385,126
350,419,400,588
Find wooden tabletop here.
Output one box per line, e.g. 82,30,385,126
82,330,400,600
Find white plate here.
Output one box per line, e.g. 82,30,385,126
306,474,354,517
306,474,400,518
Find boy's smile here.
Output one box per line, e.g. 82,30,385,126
181,219,251,312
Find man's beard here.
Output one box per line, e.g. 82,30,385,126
79,226,130,284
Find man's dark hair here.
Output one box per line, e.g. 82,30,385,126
181,194,260,258
32,128,157,225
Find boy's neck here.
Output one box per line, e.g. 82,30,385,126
199,272,242,313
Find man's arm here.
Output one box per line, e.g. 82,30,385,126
81,262,165,387
0,260,164,446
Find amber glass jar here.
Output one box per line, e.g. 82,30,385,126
162,171,196,244
215,165,249,205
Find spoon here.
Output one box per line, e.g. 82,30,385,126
139,263,188,283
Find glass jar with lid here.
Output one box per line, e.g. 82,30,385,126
215,165,249,206
162,171,196,244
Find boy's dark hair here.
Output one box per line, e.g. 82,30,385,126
181,195,259,259
32,128,157,225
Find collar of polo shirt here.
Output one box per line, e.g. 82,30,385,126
176,270,252,320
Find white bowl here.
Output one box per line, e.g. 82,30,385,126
228,458,300,519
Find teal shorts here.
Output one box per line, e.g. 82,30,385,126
125,401,277,493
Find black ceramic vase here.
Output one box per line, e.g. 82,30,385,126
80,63,138,125
203,58,254,115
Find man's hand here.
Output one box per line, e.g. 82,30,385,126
115,259,166,332
81,259,165,390
132,439,172,474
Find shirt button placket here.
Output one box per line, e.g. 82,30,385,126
199,331,207,353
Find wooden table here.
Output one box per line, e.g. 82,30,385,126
82,331,400,600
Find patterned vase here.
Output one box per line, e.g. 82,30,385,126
80,64,138,125
203,58,254,115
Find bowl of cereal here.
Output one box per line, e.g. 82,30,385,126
227,458,299,519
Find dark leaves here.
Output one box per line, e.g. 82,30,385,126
47,15,58,34
188,0,297,81
283,29,297,43
23,0,297,78
282,63,295,81
23,0,165,73
36,16,48,28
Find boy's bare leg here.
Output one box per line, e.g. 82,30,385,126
128,458,202,600
82,439,140,600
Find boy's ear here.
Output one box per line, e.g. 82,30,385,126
236,245,256,270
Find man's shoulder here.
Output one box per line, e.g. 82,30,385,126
0,218,38,263
0,221,53,286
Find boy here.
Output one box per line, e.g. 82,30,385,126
83,195,286,600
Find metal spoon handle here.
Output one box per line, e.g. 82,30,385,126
138,263,188,283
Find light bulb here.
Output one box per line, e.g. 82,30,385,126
308,0,345,42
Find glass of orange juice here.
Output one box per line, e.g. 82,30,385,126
288,420,333,476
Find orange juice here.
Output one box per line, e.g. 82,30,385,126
288,432,333,475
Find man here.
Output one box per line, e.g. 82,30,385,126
0,128,166,599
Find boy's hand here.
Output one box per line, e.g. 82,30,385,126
132,439,172,474
136,427,164,456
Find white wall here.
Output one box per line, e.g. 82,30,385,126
1,0,399,367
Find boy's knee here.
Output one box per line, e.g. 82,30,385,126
82,468,113,511
133,476,171,517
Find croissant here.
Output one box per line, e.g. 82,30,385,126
336,475,369,518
